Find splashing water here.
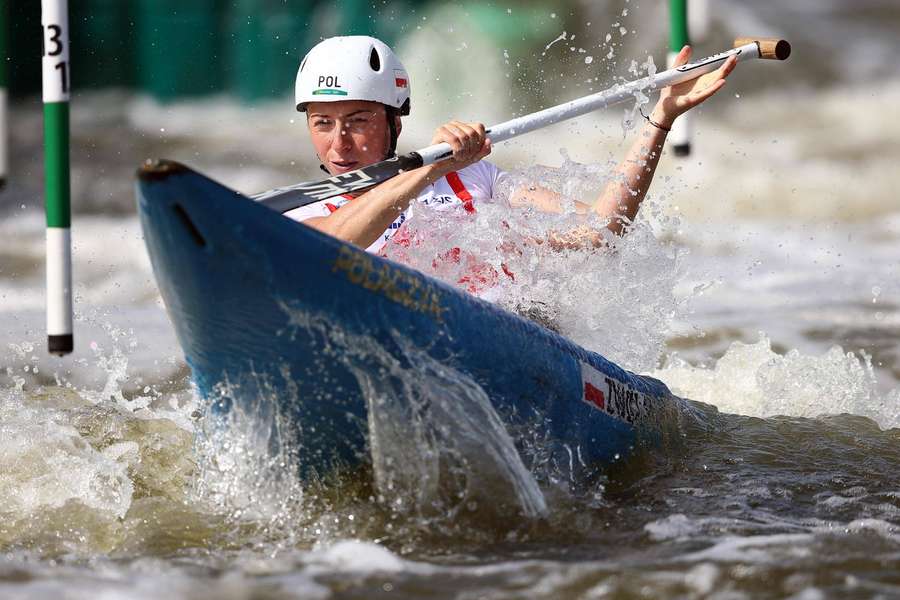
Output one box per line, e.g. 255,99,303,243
542,31,568,56
350,333,547,521
383,154,684,372
0,384,201,555
271,307,548,524
192,369,308,538
656,334,900,429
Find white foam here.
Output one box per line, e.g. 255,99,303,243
831,518,900,541
684,562,720,596
0,390,134,520
654,334,899,428
310,539,409,574
0,213,161,313
644,513,700,541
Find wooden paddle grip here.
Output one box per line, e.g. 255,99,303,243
734,37,791,60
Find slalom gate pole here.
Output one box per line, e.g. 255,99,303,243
0,0,7,189
669,0,692,156
42,0,73,356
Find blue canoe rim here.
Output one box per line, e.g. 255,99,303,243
6,0,432,102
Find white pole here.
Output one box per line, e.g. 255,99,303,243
667,50,693,157
689,0,711,43
42,0,73,356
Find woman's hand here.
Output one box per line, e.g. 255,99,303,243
429,120,492,174
651,45,737,129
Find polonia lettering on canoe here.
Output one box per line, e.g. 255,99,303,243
332,245,446,322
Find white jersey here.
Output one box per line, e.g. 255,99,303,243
284,160,505,254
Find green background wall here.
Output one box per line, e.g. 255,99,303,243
6,0,425,102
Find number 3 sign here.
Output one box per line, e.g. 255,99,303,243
41,0,70,101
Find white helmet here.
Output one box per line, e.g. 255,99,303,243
295,36,410,115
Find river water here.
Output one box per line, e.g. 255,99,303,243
1,1,899,598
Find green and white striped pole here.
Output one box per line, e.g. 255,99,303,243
0,0,8,189
42,0,73,355
668,0,692,157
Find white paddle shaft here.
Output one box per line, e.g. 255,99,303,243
417,42,760,165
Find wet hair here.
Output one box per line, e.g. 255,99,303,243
385,105,400,158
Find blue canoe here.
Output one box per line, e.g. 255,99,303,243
136,160,682,480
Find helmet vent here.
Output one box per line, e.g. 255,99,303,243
369,47,381,71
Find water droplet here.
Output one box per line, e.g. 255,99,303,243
585,56,593,64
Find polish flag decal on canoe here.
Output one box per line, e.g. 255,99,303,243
579,361,651,425
581,362,609,412
394,70,408,89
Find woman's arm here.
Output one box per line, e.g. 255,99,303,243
509,46,737,241
302,164,448,248
304,121,492,249
597,47,737,234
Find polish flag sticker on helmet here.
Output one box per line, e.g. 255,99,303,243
394,69,408,88
580,362,650,425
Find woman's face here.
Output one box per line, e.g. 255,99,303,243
306,100,399,175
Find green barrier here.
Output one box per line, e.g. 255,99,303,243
7,3,41,95
136,0,222,100
465,3,558,51
73,0,134,88
1,0,7,187
0,0,7,89
337,0,376,36
229,0,314,102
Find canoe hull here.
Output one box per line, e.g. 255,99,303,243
136,160,676,478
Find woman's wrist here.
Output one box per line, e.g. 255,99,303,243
649,104,677,131
423,161,454,182
640,107,672,133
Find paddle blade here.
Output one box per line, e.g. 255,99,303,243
253,152,426,213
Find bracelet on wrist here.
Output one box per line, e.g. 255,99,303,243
639,107,672,133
